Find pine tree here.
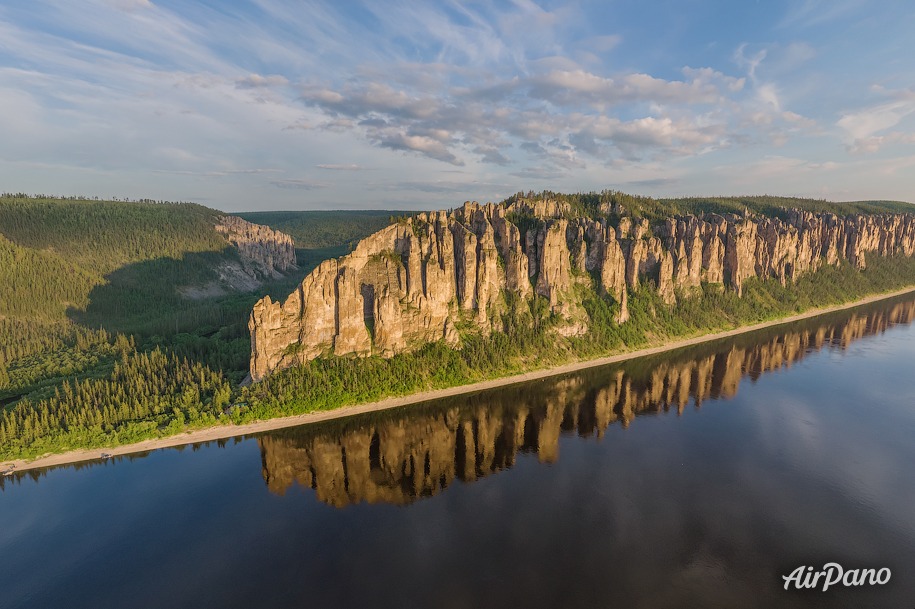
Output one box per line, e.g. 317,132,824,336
0,356,9,388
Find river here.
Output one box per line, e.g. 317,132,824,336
2,295,915,608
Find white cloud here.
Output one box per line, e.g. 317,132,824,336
527,68,730,106
838,93,915,153
296,61,764,170
734,44,767,81
316,164,364,171
235,74,289,89
373,130,464,166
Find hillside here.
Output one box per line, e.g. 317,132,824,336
0,197,230,274
4,191,915,462
0,195,299,411
0,197,229,327
0,196,282,323
0,196,405,459
231,194,915,458
0,232,101,319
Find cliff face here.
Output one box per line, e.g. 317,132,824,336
175,216,298,299
249,200,915,381
216,215,297,279
257,298,915,507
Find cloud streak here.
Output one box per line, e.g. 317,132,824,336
837,88,915,153
0,1,912,209
297,63,775,170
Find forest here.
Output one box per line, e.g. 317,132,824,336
504,189,915,223
2,192,915,461
235,209,398,249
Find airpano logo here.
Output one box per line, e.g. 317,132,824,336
783,563,891,591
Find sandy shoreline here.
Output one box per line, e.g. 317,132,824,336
5,285,915,474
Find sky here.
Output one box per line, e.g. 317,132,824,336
1,0,914,212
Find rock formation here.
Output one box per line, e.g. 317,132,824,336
215,215,297,278
249,199,915,381
177,216,297,298
257,298,915,507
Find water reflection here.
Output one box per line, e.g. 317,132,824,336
258,296,915,507
3,296,915,609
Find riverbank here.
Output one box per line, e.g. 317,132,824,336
5,284,915,473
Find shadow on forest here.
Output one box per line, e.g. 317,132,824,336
53,241,349,382
65,244,344,342
67,247,250,337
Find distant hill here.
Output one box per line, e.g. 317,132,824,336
1,197,218,325
0,196,296,330
0,197,225,275
0,196,302,398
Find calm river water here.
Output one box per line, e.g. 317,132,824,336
2,296,915,609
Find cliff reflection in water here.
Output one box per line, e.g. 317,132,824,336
258,297,915,508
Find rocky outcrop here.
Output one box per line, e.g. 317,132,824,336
585,223,628,323
216,215,297,278
177,215,297,298
491,208,531,298
333,267,371,357
258,298,915,506
725,219,758,297
249,202,596,380
535,219,572,308
249,200,915,381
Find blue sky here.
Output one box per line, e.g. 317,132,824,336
1,0,914,211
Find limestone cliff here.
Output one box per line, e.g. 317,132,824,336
215,215,297,279
249,199,915,381
177,215,297,299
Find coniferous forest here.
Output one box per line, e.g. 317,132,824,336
2,192,915,461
